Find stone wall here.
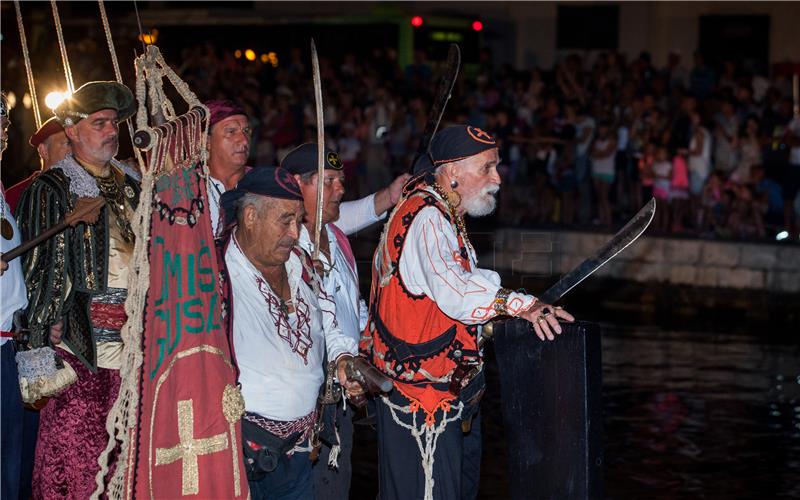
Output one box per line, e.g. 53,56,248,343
487,229,800,294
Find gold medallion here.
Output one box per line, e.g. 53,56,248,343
124,185,135,199
1,217,13,240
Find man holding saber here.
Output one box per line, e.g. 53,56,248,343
360,125,574,500
282,143,386,499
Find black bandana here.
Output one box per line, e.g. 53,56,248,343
220,166,303,227
413,125,497,174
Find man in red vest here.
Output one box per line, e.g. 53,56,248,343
361,125,574,500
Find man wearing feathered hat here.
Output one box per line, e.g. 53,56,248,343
15,81,140,498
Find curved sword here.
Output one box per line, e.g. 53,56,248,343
311,38,324,262
540,197,657,304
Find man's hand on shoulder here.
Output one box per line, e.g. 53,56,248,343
373,173,412,216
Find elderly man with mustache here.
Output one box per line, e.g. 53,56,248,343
203,100,409,238
15,81,140,498
218,167,362,500
360,126,575,500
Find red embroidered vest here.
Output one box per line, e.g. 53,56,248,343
361,185,481,418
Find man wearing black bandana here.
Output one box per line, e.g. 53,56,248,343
360,126,575,499
218,166,363,500
15,81,141,498
281,143,369,500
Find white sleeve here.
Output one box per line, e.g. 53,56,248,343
358,298,369,331
318,285,358,361
335,194,386,235
398,207,535,324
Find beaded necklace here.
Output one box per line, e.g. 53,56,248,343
86,163,135,243
429,181,473,252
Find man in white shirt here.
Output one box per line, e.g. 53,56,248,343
1,91,29,500
218,166,363,500
362,125,575,500
204,100,409,236
281,143,371,500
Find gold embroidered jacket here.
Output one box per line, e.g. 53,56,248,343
15,162,140,371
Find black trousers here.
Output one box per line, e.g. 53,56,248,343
375,389,482,500
312,403,354,500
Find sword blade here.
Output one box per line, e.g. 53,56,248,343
539,198,657,304
311,38,325,262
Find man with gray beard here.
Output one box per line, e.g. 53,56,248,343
360,126,574,500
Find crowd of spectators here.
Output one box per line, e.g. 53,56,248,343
4,36,800,241
174,44,800,241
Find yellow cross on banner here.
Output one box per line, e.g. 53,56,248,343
155,399,229,495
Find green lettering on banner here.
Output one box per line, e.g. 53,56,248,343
184,298,204,334
151,308,170,380
206,292,221,332
187,253,196,296
198,242,214,292
149,239,222,379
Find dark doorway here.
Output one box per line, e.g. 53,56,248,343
556,5,619,50
699,15,770,75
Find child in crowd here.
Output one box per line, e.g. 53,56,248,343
728,184,765,239
590,120,617,226
699,171,724,232
652,145,672,231
638,142,656,203
669,152,690,232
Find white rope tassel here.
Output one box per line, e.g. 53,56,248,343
381,397,464,500
327,419,342,469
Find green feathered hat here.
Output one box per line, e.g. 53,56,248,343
55,81,135,126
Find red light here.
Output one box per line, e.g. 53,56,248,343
472,20,483,32
411,16,423,28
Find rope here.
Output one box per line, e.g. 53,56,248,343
51,0,75,94
13,0,41,129
97,0,122,84
94,45,210,500
381,396,464,500
97,0,135,150
132,0,147,55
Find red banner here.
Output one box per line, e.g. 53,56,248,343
132,165,247,499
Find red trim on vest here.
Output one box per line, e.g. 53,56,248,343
361,186,480,418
